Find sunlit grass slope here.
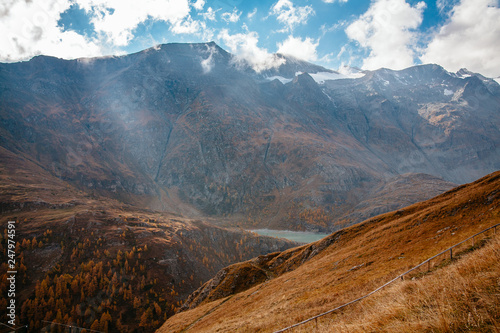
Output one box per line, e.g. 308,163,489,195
158,171,500,332
313,234,500,332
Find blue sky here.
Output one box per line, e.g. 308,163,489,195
1,0,499,77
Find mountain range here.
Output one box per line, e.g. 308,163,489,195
2,41,499,232
1,41,500,332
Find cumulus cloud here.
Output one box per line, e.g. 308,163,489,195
218,29,285,72
345,0,426,70
221,7,241,23
421,0,500,77
271,0,315,32
171,16,204,35
201,7,218,21
191,0,205,11
0,0,210,62
76,0,191,46
0,0,102,62
277,35,319,61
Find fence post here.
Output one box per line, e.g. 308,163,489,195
450,248,453,260
427,260,430,272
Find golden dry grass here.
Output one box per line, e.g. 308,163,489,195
307,234,500,333
157,171,500,333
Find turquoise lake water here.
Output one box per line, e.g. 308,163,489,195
251,229,330,244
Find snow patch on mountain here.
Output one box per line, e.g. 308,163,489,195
264,70,365,84
444,89,454,96
307,71,366,84
309,72,345,83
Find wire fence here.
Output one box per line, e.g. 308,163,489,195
274,223,499,332
40,321,104,333
3,224,498,333
0,320,105,333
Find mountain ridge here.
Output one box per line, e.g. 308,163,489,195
1,41,499,231
1,41,500,332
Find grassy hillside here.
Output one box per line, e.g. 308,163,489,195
315,234,500,332
158,170,500,332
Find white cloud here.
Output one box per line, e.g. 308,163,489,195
201,27,215,42
0,0,209,61
191,0,205,11
436,0,458,14
271,0,315,32
200,55,213,74
345,0,426,70
76,0,191,46
0,0,102,62
200,44,215,74
170,16,204,35
420,0,500,77
320,21,348,36
221,7,241,23
323,0,349,3
334,45,361,68
336,45,347,59
316,52,336,66
277,35,319,61
201,7,218,21
436,0,447,12
218,29,285,72
247,8,257,19
337,65,365,78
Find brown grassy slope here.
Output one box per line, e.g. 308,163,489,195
310,234,500,332
157,170,500,333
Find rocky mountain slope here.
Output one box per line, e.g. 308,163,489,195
158,170,500,332
1,42,499,230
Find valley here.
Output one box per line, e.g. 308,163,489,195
159,171,500,332
1,41,500,332
0,146,297,331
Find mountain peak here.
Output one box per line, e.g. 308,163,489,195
150,41,226,54
457,68,474,77
292,72,316,84
259,54,333,79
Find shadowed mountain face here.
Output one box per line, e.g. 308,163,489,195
1,42,499,230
